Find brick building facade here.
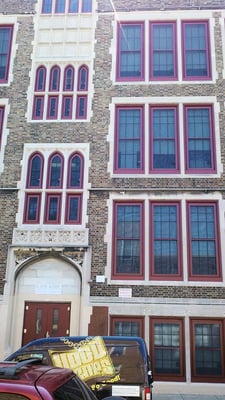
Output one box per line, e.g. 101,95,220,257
1,0,225,395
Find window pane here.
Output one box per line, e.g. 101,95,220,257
68,196,79,221
117,108,142,170
64,67,74,91
116,204,141,274
69,0,79,12
42,0,52,13
119,24,142,78
114,321,140,336
154,322,181,374
69,155,81,187
153,205,178,274
50,155,62,187
55,0,65,12
0,26,12,81
190,205,217,275
152,108,176,169
184,23,209,77
36,67,46,91
48,197,59,221
187,107,212,169
29,155,42,187
82,0,92,12
152,24,175,77
194,323,222,376
27,196,39,221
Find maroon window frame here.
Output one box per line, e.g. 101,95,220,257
184,104,216,174
63,65,75,91
32,96,44,120
0,106,4,148
44,193,62,224
149,105,179,173
190,318,225,382
186,201,221,281
65,193,82,224
67,152,84,188
116,22,145,82
150,201,182,280
47,152,64,188
182,20,211,80
110,316,144,337
47,95,59,119
114,105,144,174
61,96,73,119
26,152,44,188
35,66,46,91
112,201,144,280
23,193,41,224
149,21,177,81
76,95,87,119
150,317,185,381
77,65,88,91
0,25,13,83
49,65,60,91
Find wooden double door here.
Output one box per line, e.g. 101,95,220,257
22,301,71,345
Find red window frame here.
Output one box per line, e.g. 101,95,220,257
35,66,46,91
26,152,44,188
149,21,177,81
186,201,221,281
61,96,73,119
23,193,41,224
49,65,60,91
150,201,182,280
110,316,144,337
63,65,75,91
47,95,59,119
112,201,144,280
77,65,88,91
0,25,13,83
184,104,216,174
190,318,225,382
44,193,62,224
47,152,64,188
182,20,211,80
65,193,82,224
32,96,44,120
76,95,87,119
114,105,144,174
0,106,4,148
149,105,179,173
150,317,185,381
116,22,145,82
67,152,84,188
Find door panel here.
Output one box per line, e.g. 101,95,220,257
22,302,71,345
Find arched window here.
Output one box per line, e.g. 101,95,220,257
26,152,44,188
49,65,60,91
63,65,75,91
67,152,84,188
47,152,64,188
35,66,46,91
77,65,88,91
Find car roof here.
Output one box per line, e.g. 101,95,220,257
0,359,74,391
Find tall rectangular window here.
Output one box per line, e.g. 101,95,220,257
0,25,13,82
150,318,185,381
182,21,211,79
82,0,92,12
117,22,144,81
115,106,144,173
24,194,41,224
55,0,65,13
68,0,79,12
65,194,82,224
112,202,144,279
42,0,52,13
184,105,215,172
45,194,61,224
150,202,181,279
150,106,178,172
150,22,177,79
190,319,224,381
187,202,221,280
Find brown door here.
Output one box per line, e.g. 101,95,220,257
22,302,71,345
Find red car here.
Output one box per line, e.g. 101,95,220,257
0,359,124,400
